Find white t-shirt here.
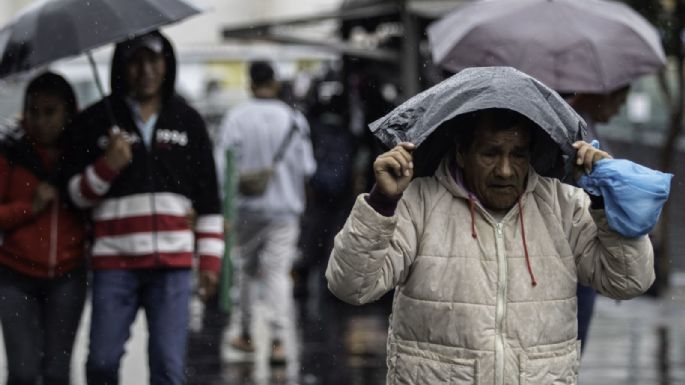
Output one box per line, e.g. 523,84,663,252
214,98,316,217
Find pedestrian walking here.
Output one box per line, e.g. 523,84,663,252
214,61,316,365
60,31,224,385
564,86,630,140
297,87,355,302
0,72,87,385
326,67,655,385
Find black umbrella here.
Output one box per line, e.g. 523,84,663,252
0,0,202,118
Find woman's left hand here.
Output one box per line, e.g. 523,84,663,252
572,141,612,176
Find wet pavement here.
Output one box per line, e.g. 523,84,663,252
0,273,683,385
578,275,685,385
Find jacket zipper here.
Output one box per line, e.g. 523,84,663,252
149,189,159,264
147,142,159,265
48,197,59,278
494,222,507,385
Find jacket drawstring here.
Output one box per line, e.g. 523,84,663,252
518,198,537,287
468,194,536,286
468,194,477,239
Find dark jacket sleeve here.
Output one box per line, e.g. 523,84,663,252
186,107,224,272
59,102,118,209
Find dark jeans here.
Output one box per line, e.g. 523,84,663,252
86,269,191,385
0,266,87,385
577,283,597,353
186,293,230,385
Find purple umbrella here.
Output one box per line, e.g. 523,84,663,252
428,0,666,93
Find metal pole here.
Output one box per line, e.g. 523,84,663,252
401,3,420,100
87,51,117,128
220,149,236,313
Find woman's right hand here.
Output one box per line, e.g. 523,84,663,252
373,142,415,198
104,127,132,172
32,182,57,214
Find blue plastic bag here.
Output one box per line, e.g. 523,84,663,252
578,157,673,238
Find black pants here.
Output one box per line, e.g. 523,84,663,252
0,266,87,385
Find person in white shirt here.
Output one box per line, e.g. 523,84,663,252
214,61,316,363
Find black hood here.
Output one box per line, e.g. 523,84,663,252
109,30,177,103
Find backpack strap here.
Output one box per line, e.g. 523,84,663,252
271,111,300,165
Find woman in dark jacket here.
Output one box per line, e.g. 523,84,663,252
0,72,87,385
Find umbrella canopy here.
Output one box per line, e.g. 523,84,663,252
369,66,587,179
427,0,666,93
0,0,201,78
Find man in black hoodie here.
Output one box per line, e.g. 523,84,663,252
61,31,224,385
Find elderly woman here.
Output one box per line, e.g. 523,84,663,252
326,67,653,385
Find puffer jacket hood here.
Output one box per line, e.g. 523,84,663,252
110,30,177,104
369,66,587,180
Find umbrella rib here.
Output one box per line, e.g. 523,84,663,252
76,1,125,56
0,0,201,79
20,0,47,72
557,3,607,91
563,0,664,90
570,0,665,63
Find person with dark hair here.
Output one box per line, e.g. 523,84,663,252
564,86,630,131
327,103,653,384
249,61,276,88
0,71,87,385
60,30,224,385
214,61,315,370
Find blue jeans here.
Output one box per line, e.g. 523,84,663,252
577,283,597,353
86,269,191,385
0,266,87,385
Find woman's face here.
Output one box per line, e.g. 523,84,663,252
24,91,68,146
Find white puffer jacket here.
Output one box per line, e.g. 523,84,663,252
326,159,654,385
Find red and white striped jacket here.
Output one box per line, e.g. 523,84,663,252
63,94,224,272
